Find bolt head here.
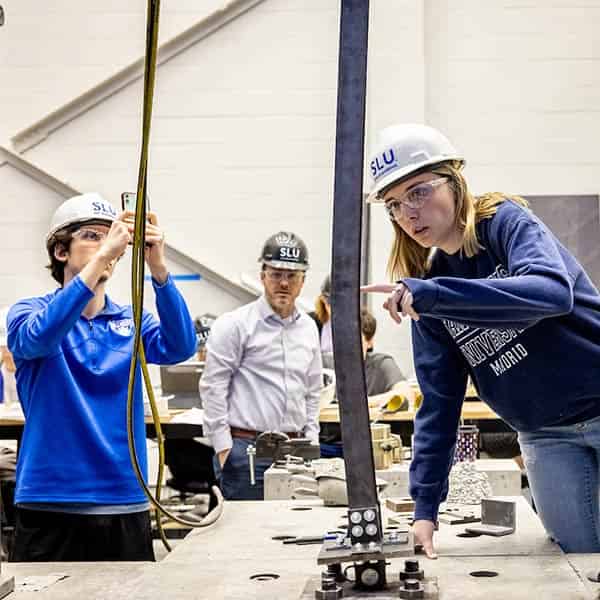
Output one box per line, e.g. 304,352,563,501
364,509,376,522
350,511,362,524
351,525,364,538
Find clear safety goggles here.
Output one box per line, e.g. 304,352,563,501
264,269,304,284
72,228,109,243
384,177,448,220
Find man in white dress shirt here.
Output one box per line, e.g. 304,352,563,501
200,232,322,500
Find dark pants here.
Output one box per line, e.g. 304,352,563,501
10,508,155,562
319,442,344,458
213,437,271,500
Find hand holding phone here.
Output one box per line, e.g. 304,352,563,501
120,192,153,245
121,192,151,213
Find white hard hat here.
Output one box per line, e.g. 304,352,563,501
367,123,464,203
0,306,9,346
46,193,117,244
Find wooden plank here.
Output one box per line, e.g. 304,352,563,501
319,401,499,424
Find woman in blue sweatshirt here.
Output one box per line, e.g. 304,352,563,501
7,193,197,562
362,123,600,556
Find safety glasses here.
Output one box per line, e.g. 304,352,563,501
384,177,448,220
72,228,109,243
265,269,304,284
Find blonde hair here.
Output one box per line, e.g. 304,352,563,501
314,294,330,325
386,161,528,279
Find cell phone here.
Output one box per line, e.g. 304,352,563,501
121,192,151,212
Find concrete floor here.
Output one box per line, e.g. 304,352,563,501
4,497,597,599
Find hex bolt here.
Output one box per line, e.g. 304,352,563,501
398,578,424,599
399,559,424,581
315,572,343,600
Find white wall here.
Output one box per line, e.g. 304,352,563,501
424,0,600,196
23,0,340,289
3,0,600,377
0,0,232,139
366,1,424,376
0,164,63,306
16,0,422,372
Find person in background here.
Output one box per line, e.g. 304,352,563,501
0,306,18,542
194,313,216,362
201,232,322,500
360,307,415,408
320,307,415,458
0,307,18,407
309,275,332,354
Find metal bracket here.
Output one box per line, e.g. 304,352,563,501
255,431,320,462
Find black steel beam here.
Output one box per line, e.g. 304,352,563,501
330,0,377,514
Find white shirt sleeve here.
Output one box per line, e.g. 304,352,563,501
303,341,323,443
199,314,244,454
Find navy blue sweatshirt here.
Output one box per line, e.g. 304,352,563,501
403,200,600,521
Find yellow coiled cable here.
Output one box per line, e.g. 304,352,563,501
126,0,224,553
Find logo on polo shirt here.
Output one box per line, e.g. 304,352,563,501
109,318,134,336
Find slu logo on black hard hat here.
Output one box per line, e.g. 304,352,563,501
275,232,300,261
279,246,300,261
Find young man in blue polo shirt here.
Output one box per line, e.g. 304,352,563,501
7,193,197,562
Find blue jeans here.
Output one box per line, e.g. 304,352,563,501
519,413,600,552
212,437,271,500
320,442,344,458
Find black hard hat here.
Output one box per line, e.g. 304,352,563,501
194,314,216,348
259,231,309,271
320,275,331,297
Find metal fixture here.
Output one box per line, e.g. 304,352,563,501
354,560,386,592
465,498,516,536
246,443,256,486
247,431,320,485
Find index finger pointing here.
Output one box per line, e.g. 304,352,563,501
360,284,397,294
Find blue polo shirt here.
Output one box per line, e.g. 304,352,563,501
7,275,196,506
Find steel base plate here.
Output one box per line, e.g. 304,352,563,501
316,531,414,566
